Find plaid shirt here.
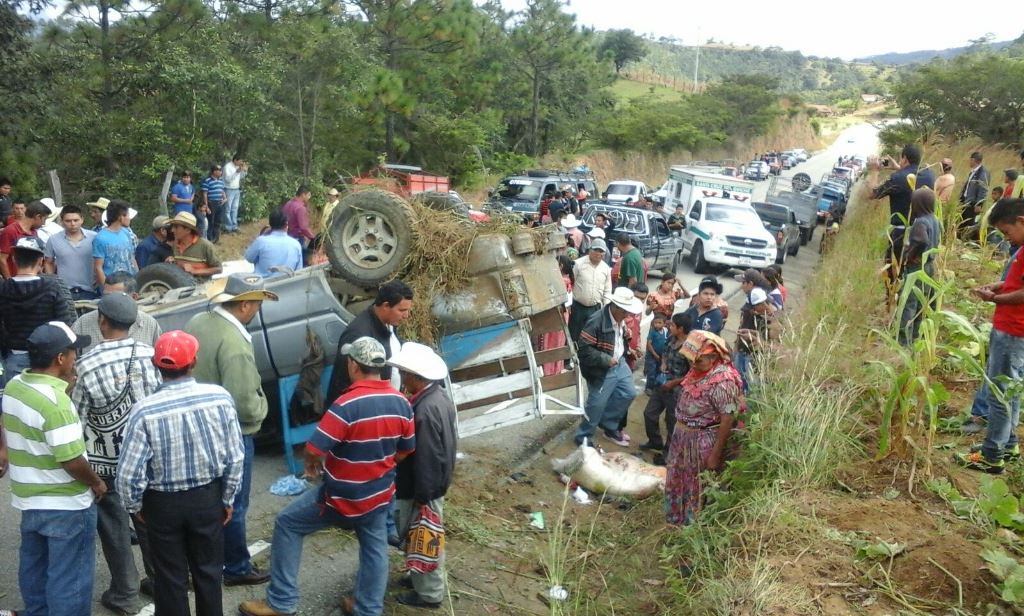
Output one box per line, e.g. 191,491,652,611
661,336,690,393
71,338,162,477
115,377,245,513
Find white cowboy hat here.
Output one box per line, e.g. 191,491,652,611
605,287,644,315
586,227,605,239
561,214,582,228
40,198,60,222
387,341,448,381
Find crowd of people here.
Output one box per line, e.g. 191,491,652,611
0,271,459,616
23,140,1024,612
546,195,787,525
862,144,1024,477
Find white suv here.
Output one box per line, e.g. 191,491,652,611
680,198,777,273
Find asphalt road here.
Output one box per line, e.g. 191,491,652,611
0,123,880,616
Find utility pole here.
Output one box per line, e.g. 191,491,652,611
693,33,701,93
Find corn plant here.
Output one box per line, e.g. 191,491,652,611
871,266,958,485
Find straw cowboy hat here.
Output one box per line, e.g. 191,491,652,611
561,214,582,228
387,341,449,382
169,211,199,232
604,287,644,314
86,197,110,210
206,273,280,303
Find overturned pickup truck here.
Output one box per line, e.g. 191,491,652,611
138,189,583,443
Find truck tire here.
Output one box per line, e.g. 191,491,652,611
325,190,414,288
136,263,196,297
799,227,809,246
792,173,812,192
789,239,800,256
691,240,710,274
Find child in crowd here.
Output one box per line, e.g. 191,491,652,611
645,314,670,395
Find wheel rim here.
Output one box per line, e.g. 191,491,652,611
341,212,400,271
138,279,172,299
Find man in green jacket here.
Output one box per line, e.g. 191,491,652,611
186,273,278,587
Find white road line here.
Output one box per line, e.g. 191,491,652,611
134,539,271,615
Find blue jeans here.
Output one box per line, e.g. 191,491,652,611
971,381,990,419
574,361,636,445
224,435,255,576
266,487,389,615
734,352,752,393
225,188,241,231
981,329,1024,461
2,352,30,388
19,505,98,616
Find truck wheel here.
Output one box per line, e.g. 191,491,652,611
775,248,786,264
691,241,710,274
799,228,809,246
790,240,800,256
137,263,196,298
325,190,414,288
792,172,812,192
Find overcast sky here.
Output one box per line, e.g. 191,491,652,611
496,0,1021,60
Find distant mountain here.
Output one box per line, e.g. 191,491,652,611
856,39,1015,65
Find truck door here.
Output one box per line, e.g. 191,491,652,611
682,200,702,253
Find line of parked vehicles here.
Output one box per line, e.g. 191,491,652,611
485,151,861,273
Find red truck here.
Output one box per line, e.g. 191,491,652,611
353,163,450,195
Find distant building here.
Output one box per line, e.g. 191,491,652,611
860,94,884,103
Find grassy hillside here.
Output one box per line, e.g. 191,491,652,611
625,39,893,104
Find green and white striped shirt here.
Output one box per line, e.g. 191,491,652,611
2,371,92,510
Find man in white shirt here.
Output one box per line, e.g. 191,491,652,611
223,154,249,234
569,239,612,343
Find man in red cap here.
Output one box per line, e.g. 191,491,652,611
116,330,245,616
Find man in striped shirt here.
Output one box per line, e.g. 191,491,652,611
1,321,107,616
72,292,162,614
116,330,245,616
239,337,415,616
200,165,227,243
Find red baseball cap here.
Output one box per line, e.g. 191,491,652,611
153,330,199,370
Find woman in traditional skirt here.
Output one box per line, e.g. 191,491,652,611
664,330,746,525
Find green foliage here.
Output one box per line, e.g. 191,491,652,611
893,53,1024,144
597,29,648,75
981,547,1024,605
852,540,905,561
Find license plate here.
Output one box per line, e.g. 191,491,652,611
738,257,754,266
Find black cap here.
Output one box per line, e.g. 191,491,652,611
27,322,91,365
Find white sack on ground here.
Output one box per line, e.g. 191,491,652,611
551,443,665,498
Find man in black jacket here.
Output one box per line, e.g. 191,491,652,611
326,279,414,405
388,341,457,610
573,287,643,447
0,237,76,386
959,151,990,230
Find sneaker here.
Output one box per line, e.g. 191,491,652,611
969,443,1021,462
638,440,663,451
962,417,987,434
603,430,630,447
955,450,1005,474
